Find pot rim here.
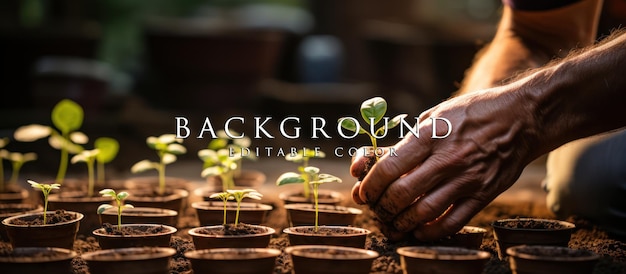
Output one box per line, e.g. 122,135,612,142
188,224,276,239
286,245,379,260
278,189,344,199
0,204,43,218
397,246,491,261
0,247,76,263
283,226,371,237
1,211,84,228
92,224,178,237
506,245,601,262
192,201,273,211
284,203,362,215
99,207,178,217
81,247,176,261
124,188,189,202
184,247,281,260
491,218,575,231
48,192,113,202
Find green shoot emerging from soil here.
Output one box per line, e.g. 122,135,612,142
277,166,341,231
131,134,186,196
283,148,326,199
209,189,262,226
199,148,242,192
97,189,133,230
338,97,407,161
71,149,100,197
28,180,60,224
0,138,37,192
14,99,88,184
94,137,119,185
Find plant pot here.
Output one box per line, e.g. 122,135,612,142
278,189,344,205
285,245,379,274
437,226,487,249
81,247,176,274
283,226,371,248
98,207,178,227
284,203,362,227
492,218,575,259
0,187,29,204
188,224,275,249
192,201,273,226
124,176,190,191
0,203,42,241
48,191,113,235
206,169,266,188
185,248,281,274
396,246,491,274
0,247,77,274
194,185,267,203
124,188,189,224
506,245,600,274
1,210,84,249
92,223,177,249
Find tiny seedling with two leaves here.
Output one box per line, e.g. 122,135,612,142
97,189,133,230
131,134,186,196
28,180,60,225
0,138,37,192
71,137,119,197
283,148,326,199
209,189,262,226
199,148,241,192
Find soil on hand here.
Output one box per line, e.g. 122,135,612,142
100,223,169,236
198,223,268,236
8,210,76,225
358,156,377,181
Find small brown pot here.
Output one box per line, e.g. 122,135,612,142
507,245,600,274
188,224,275,249
185,248,280,274
0,203,42,241
192,201,273,226
278,189,344,205
286,245,379,274
283,226,371,248
0,247,77,274
98,207,178,227
492,218,575,259
82,247,176,274
438,226,487,249
285,203,362,227
1,210,84,249
397,246,491,274
0,187,29,204
124,176,190,191
48,191,113,235
206,169,266,187
92,224,177,249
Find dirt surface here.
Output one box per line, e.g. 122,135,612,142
99,223,169,236
0,192,624,273
7,210,77,225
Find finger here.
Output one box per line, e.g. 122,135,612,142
351,181,366,204
412,197,486,241
359,137,432,204
350,146,390,179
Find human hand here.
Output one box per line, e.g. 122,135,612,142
351,88,540,241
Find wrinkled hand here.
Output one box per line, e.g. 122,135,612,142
351,88,540,241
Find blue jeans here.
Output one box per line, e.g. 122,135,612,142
544,129,626,238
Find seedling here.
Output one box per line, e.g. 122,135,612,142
97,189,133,230
94,137,119,185
14,99,88,184
206,130,256,177
199,148,242,191
277,166,341,231
2,151,38,188
338,97,407,161
283,148,326,199
209,189,262,226
71,149,100,197
131,134,186,196
28,180,60,224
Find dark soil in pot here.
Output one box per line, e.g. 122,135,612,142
507,245,601,274
397,246,491,274
98,207,178,227
492,218,575,259
283,226,371,248
185,247,281,274
284,203,362,226
0,203,42,241
2,210,83,249
188,223,275,249
92,223,177,249
48,191,113,236
0,246,77,274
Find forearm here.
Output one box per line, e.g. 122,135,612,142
520,31,626,158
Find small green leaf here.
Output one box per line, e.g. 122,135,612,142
208,138,228,150
117,191,129,200
201,166,223,178
162,153,177,165
95,137,119,164
276,172,305,186
70,132,89,144
51,99,84,134
14,124,52,142
131,160,157,173
123,204,134,209
99,188,116,197
97,204,113,214
360,97,387,126
166,143,187,154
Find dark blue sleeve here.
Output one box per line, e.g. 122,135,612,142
502,0,582,11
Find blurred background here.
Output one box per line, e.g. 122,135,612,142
1,0,625,176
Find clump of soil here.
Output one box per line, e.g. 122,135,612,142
495,219,568,229
358,155,377,181
99,223,169,236
197,223,268,236
8,210,76,225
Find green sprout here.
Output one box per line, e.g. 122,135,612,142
97,189,133,230
199,148,242,191
207,130,256,177
94,137,119,185
210,189,262,226
338,97,407,161
2,151,38,189
131,134,186,196
71,149,100,197
28,180,60,225
283,148,326,199
277,166,341,231
14,99,87,184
